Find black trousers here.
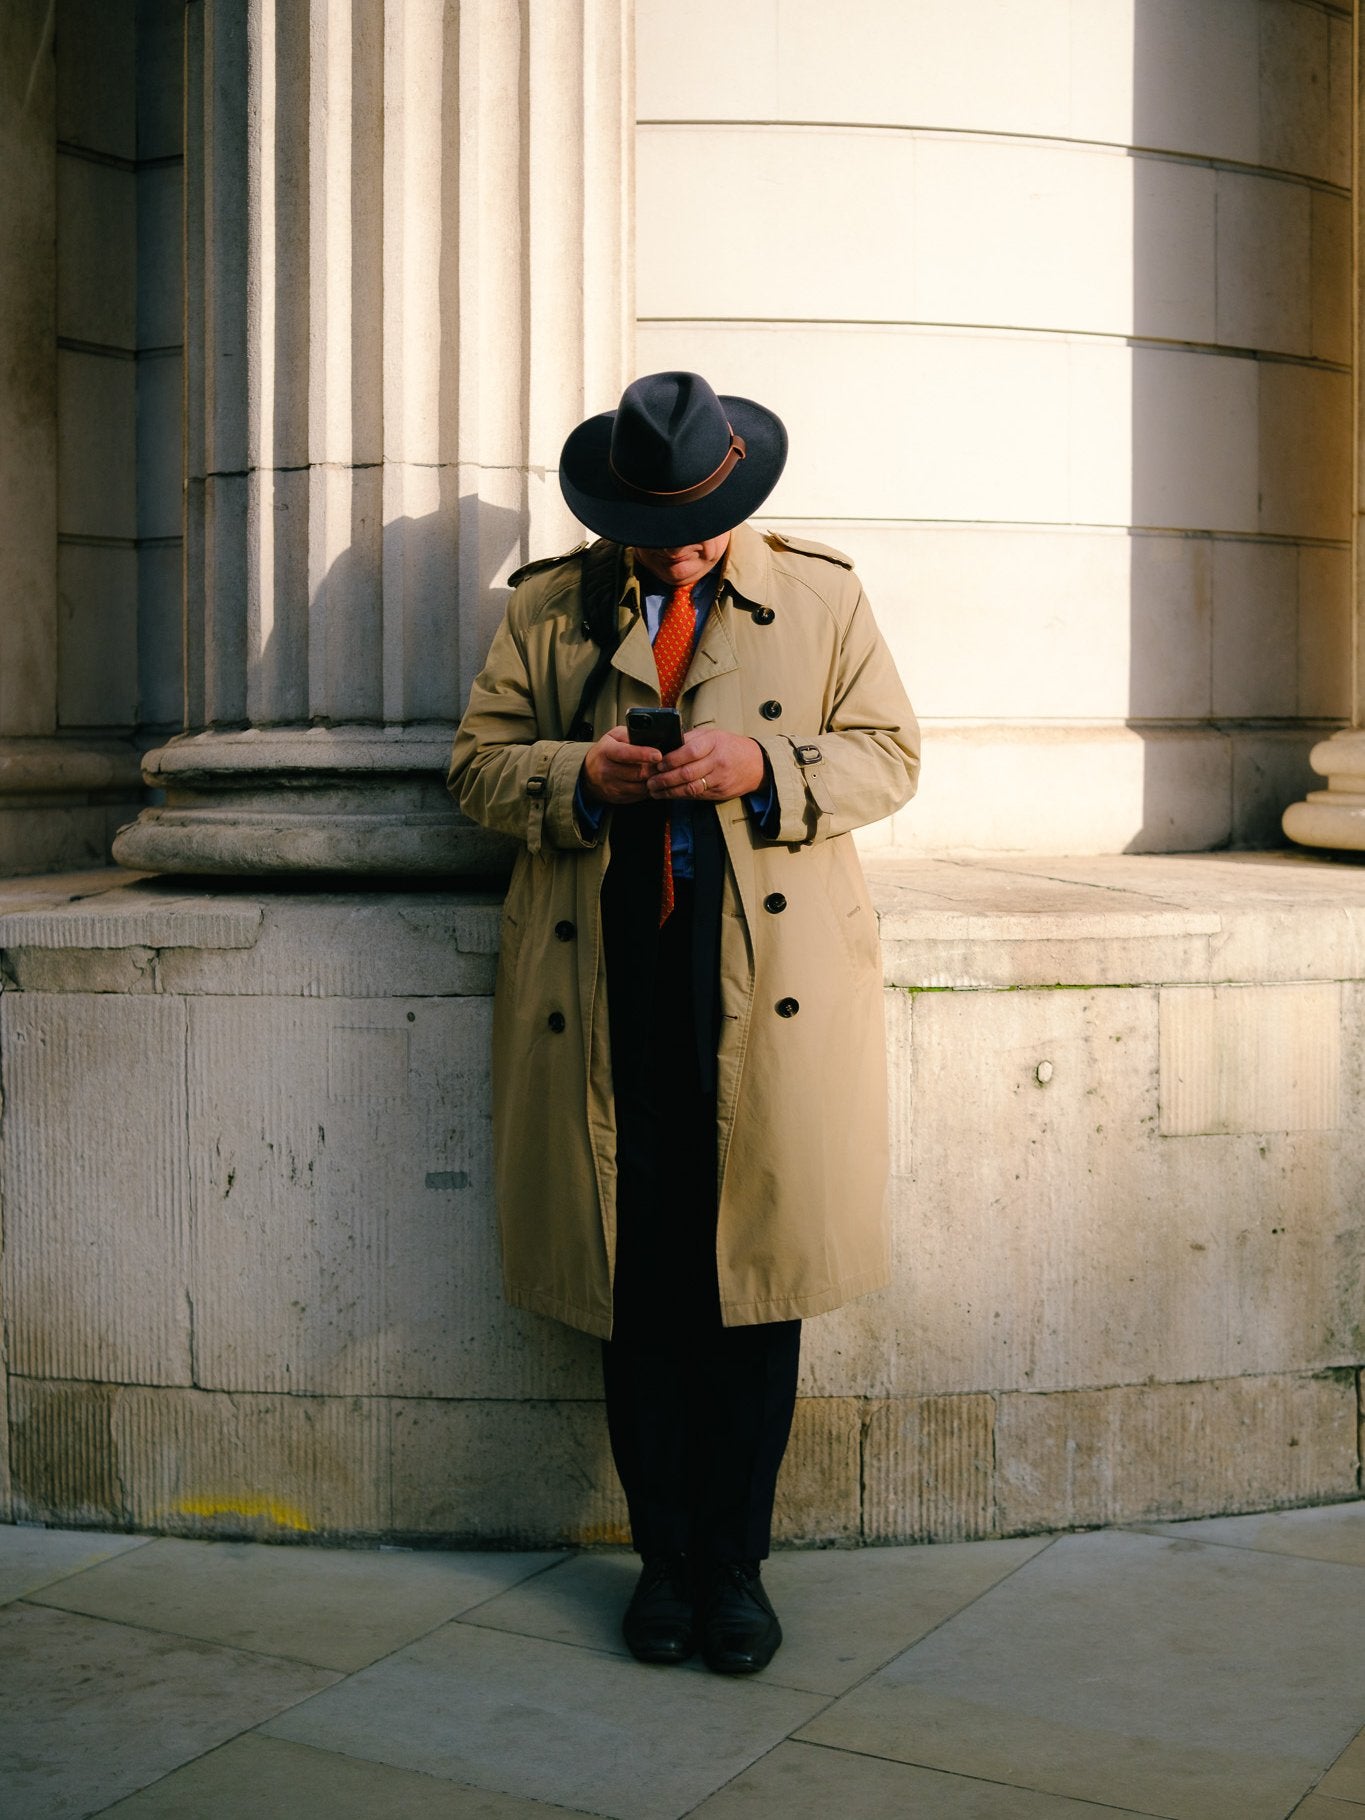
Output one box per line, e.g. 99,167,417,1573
600,805,800,1564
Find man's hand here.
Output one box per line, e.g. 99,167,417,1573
647,730,766,803
580,726,661,805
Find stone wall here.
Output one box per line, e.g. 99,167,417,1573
3,854,1360,1546
637,0,1353,855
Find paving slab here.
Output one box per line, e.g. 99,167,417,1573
797,1529,1365,1820
29,1535,564,1671
0,1602,337,1820
689,1739,1170,1819
467,1538,1051,1696
0,1523,151,1605
1290,1798,1365,1818
262,1615,825,1820
1137,1500,1365,1568
95,1733,585,1818
1318,1729,1365,1802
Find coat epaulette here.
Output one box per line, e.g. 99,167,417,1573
507,542,589,590
762,530,854,569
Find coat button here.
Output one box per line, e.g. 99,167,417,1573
547,1011,566,1032
760,699,782,719
752,607,775,625
764,892,787,913
775,997,799,1017
554,920,576,941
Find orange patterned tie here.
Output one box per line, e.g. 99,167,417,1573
653,584,696,925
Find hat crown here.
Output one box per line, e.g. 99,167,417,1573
608,371,732,494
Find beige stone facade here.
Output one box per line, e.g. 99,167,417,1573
2,1,1364,1545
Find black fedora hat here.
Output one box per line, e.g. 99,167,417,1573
559,370,787,546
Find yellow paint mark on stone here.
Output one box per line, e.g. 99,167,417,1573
171,1495,313,1532
570,1521,632,1546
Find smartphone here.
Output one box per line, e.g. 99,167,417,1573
626,706,683,753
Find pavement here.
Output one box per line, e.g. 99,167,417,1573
5,1505,1365,1819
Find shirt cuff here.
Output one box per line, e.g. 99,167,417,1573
573,771,607,841
744,759,780,839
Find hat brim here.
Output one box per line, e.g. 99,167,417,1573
559,395,788,546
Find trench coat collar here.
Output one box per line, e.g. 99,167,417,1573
608,528,769,697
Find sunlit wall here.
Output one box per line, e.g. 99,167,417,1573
635,0,1352,853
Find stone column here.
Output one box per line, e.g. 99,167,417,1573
0,0,141,876
114,0,634,876
1284,5,1364,854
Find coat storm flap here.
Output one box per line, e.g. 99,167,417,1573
447,522,921,1338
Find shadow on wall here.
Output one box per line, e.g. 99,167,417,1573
1127,3,1350,854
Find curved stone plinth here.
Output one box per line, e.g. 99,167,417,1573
1283,731,1365,854
112,727,517,877
0,737,143,876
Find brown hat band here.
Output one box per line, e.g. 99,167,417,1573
608,431,747,506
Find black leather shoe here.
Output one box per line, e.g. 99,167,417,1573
622,1554,695,1664
701,1560,782,1674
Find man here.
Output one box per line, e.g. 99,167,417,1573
448,371,919,1673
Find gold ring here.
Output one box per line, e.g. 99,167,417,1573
697,776,709,796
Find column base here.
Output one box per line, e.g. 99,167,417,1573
1282,730,1365,855
0,737,142,876
111,727,518,877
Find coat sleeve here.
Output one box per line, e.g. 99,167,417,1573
754,584,920,846
446,599,598,853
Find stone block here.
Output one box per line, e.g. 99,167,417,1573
1129,533,1214,720
135,0,185,160
185,992,591,1401
1,993,192,1385
810,521,1132,722
6,946,158,994
0,887,262,953
888,722,1232,857
138,541,185,732
0,806,119,877
1131,155,1217,344
995,1373,1358,1532
1259,363,1352,543
0,1345,10,1522
772,1398,862,1545
1214,170,1311,356
1130,0,1259,163
137,354,182,543
154,894,497,998
1130,344,1259,533
57,542,138,730
637,0,778,119
1298,545,1353,719
1259,0,1333,183
389,1398,627,1545
863,1395,996,1542
1211,538,1298,717
1328,10,1352,188
776,0,1073,140
56,153,136,350
913,136,1135,337
8,1378,392,1538
896,981,1365,1395
1311,189,1351,366
639,126,917,328
1230,728,1321,848
57,350,136,541
56,0,135,158
1159,982,1341,1137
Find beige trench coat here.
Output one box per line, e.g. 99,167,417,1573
447,521,920,1338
